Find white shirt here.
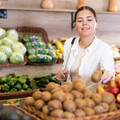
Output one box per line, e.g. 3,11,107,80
63,36,115,93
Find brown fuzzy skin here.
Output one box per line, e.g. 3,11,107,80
73,79,86,92
91,70,102,83
48,100,62,111
74,98,86,110
25,97,35,106
84,98,95,109
91,93,102,105
50,110,64,118
83,89,93,98
41,91,52,102
32,91,41,100
71,90,83,99
101,92,115,105
75,109,86,117
100,102,109,113
52,91,66,102
61,84,73,92
109,102,118,112
62,82,73,87
65,93,74,101
50,87,63,94
63,100,76,112
94,106,104,114
64,112,75,118
42,105,49,115
84,107,95,116
34,99,45,110
41,0,54,9
46,82,60,91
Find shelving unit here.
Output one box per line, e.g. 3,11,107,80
0,6,120,14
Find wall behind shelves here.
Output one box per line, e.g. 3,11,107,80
0,0,120,47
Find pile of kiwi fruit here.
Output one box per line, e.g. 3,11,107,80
24,79,118,119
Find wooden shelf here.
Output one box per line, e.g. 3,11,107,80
0,7,120,14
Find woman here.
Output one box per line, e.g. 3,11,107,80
56,6,115,92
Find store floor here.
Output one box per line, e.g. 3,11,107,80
0,64,63,77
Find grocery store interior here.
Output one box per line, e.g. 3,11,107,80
0,0,120,119
0,0,120,77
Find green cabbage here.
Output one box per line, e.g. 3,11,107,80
0,40,2,46
0,52,7,64
2,37,13,48
0,45,12,58
12,42,26,55
7,29,18,42
10,52,24,64
0,28,6,39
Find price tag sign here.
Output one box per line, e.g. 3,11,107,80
7,99,20,107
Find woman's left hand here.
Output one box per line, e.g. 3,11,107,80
101,69,114,84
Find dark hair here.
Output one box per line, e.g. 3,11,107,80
74,6,97,22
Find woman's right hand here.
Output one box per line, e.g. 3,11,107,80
56,70,68,81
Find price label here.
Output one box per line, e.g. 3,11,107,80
7,99,20,107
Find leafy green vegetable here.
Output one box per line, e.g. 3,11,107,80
0,52,7,64
10,52,24,64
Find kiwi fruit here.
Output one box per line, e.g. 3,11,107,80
63,100,76,112
91,70,102,83
65,93,74,101
109,102,118,112
73,79,86,92
41,91,52,102
94,106,104,114
34,99,45,110
64,112,75,118
46,82,60,91
32,91,41,100
101,92,115,105
62,82,73,87
74,98,86,110
84,98,95,108
50,87,63,94
75,109,86,117
25,97,35,106
61,84,73,92
100,102,109,113
91,93,102,105
83,89,93,98
42,105,49,115
52,91,66,102
48,100,62,111
71,90,83,99
84,107,95,116
50,109,64,118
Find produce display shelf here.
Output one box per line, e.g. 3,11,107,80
0,89,39,100
17,27,57,66
23,105,120,120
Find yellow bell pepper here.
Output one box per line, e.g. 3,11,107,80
55,40,64,53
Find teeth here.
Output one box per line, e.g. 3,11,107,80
82,28,89,30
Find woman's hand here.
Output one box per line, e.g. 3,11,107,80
56,70,68,81
101,69,114,84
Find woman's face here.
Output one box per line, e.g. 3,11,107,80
75,10,98,37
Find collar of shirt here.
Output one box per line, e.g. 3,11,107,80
71,36,98,55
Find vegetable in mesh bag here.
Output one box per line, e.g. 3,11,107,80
0,45,12,58
6,29,18,42
10,52,24,64
28,54,52,63
12,42,27,55
0,28,6,39
0,52,7,64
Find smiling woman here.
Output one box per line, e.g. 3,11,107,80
56,6,115,93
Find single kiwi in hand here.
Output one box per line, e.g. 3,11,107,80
91,70,102,83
